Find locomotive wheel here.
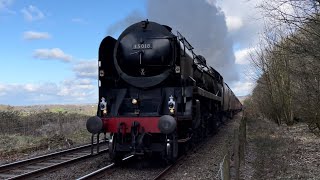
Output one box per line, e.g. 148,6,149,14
164,132,178,163
202,117,209,138
192,123,203,145
210,113,219,134
220,113,227,125
230,112,234,119
109,134,123,163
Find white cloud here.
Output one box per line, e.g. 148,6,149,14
0,84,7,96
0,56,100,105
215,0,265,96
33,48,72,62
58,79,95,98
23,31,51,40
225,16,243,32
217,0,264,48
231,81,255,96
0,79,97,105
24,83,39,92
21,5,44,21
235,47,255,65
73,60,97,79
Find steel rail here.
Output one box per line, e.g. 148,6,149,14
1,143,91,170
0,143,107,180
76,154,135,180
152,155,186,180
153,164,174,180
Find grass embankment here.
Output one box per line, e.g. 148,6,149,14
0,105,95,161
242,117,320,179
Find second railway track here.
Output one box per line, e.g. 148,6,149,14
76,154,135,180
0,143,108,180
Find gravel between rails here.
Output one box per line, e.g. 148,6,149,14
98,162,166,180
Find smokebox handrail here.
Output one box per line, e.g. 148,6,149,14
176,31,211,72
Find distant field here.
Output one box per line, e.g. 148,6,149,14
0,104,98,116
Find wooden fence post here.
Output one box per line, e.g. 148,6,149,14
222,149,230,180
234,128,240,180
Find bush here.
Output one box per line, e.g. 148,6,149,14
0,107,92,155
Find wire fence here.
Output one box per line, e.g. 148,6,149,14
0,110,89,137
0,108,94,155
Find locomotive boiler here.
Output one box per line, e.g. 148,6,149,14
86,20,242,162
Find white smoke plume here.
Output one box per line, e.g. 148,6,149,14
147,0,238,82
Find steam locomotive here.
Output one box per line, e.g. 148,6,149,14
86,20,242,162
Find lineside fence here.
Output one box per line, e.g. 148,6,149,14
0,110,89,137
216,113,247,180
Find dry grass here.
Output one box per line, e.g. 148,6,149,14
241,117,320,179
0,107,93,162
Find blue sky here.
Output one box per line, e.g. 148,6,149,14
1,1,146,83
0,0,264,105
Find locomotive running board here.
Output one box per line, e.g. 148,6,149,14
193,87,222,102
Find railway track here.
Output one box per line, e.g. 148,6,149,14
76,154,183,180
151,153,191,180
152,161,178,180
76,154,135,180
0,143,108,180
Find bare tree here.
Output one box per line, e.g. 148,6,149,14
247,0,320,131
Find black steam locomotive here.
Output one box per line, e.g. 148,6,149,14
86,20,242,162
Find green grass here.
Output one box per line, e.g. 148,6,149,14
50,107,67,113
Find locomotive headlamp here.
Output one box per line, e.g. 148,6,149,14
100,97,107,114
168,95,175,114
99,70,105,77
132,98,138,105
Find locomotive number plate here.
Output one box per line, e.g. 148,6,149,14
132,43,152,50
